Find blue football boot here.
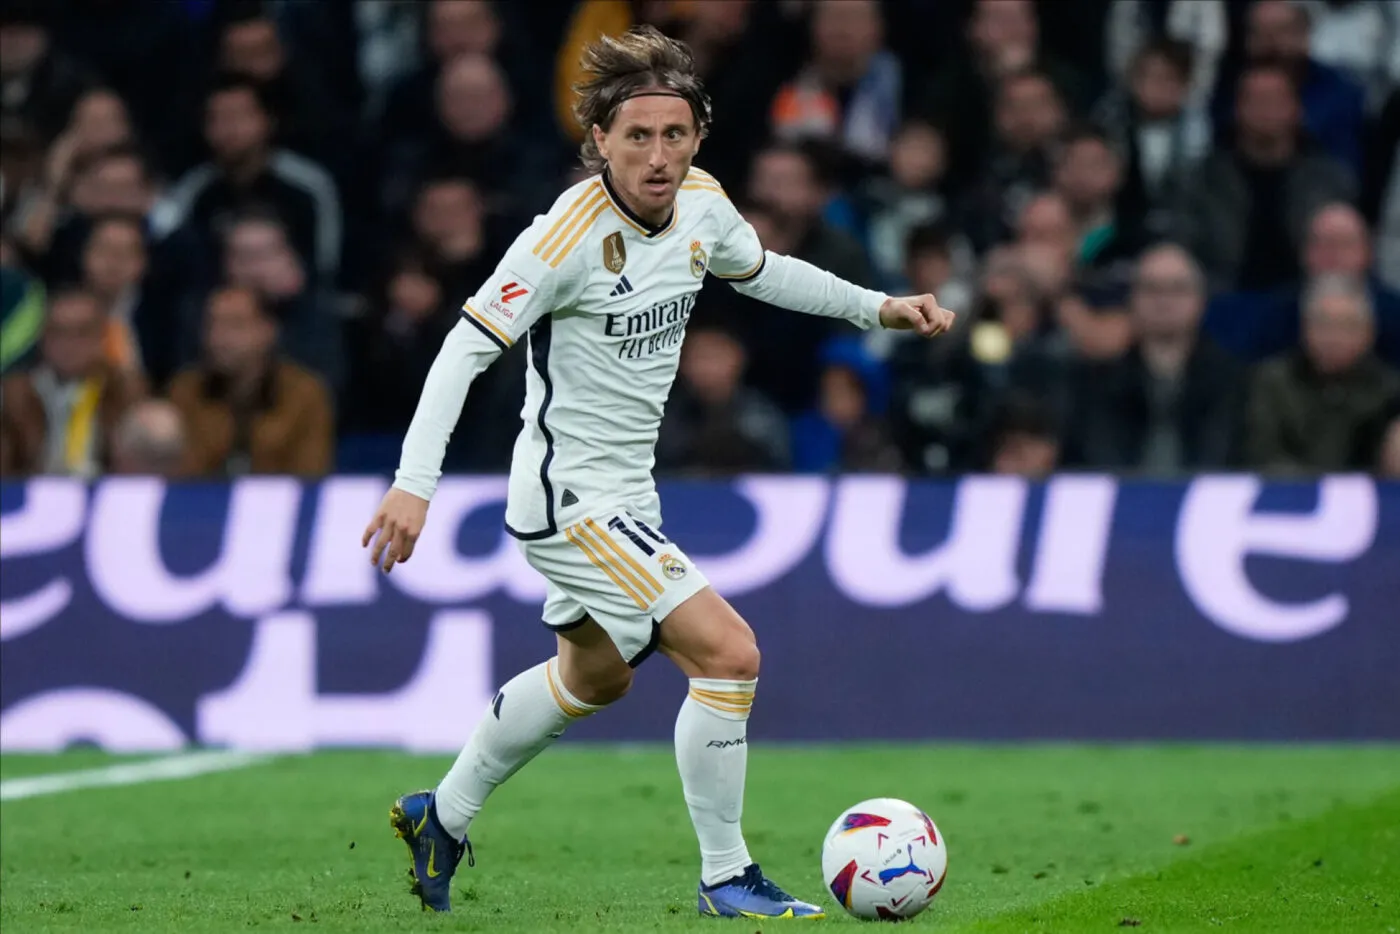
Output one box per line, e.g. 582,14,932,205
698,863,825,919
388,790,472,912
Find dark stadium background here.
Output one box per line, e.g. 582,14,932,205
1,0,1397,743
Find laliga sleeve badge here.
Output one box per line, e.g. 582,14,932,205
689,240,708,278
603,231,627,274
658,553,688,580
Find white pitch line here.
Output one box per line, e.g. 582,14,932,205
0,750,272,801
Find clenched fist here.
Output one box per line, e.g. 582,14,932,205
878,294,956,337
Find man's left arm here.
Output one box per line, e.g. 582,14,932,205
708,196,954,337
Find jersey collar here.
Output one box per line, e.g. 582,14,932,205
601,168,676,238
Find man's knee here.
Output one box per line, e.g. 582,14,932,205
705,637,761,682
570,662,633,706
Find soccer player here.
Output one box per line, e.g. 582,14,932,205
362,26,953,918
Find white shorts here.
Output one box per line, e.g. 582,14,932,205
518,507,709,666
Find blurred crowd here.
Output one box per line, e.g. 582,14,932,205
1,0,1398,481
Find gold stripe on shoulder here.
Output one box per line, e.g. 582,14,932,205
687,167,718,183
550,201,610,267
534,183,603,259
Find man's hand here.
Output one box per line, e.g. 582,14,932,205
879,294,956,337
362,487,429,573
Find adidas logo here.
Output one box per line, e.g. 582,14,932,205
608,275,635,297
560,489,579,508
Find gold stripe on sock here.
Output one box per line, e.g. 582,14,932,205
689,688,754,715
546,662,593,718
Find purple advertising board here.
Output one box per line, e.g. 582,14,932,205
1,475,1397,751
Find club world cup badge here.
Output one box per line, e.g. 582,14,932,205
658,553,688,580
689,240,707,278
603,231,627,274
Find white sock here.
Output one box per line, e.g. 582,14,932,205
676,678,756,886
435,657,600,839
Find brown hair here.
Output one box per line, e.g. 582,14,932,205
572,25,712,173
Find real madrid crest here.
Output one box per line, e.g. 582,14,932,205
689,240,708,279
657,553,688,580
603,231,627,274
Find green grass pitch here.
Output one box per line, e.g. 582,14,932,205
2,745,1397,933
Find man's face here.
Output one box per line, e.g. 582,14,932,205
42,295,106,381
969,0,1036,58
1131,53,1187,120
1304,207,1369,277
811,0,881,76
681,330,745,403
748,150,820,223
994,75,1064,151
70,90,132,155
437,56,509,142
225,221,288,287
1236,70,1300,142
83,220,146,297
70,156,151,215
428,0,499,63
413,180,482,259
0,22,47,77
204,289,274,375
1304,291,1372,376
221,19,285,82
1247,0,1310,66
993,431,1059,477
1131,249,1204,340
597,95,699,220
1055,137,1121,213
205,89,271,164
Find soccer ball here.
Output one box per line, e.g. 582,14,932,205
821,798,948,921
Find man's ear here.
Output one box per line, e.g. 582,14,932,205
592,124,609,162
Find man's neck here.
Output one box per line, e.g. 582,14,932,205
1238,134,1295,168
1141,335,1194,379
223,150,269,187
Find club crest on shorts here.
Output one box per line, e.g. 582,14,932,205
689,240,708,278
657,553,688,580
603,231,627,274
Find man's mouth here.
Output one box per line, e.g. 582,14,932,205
644,177,671,194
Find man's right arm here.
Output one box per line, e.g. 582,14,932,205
392,209,580,502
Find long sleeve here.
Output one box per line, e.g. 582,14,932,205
731,250,887,331
392,320,504,499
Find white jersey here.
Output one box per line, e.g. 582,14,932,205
393,166,888,538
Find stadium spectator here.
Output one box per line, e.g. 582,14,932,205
0,2,94,142
109,398,186,476
1245,275,1400,473
984,392,1062,477
792,337,904,473
1065,243,1242,473
919,0,1086,190
409,175,495,302
167,286,332,477
861,120,952,290
0,238,44,374
1221,0,1366,175
216,6,351,174
656,317,790,473
1104,0,1228,107
380,54,558,226
891,245,1066,473
1301,0,1400,107
1179,64,1354,293
0,288,145,478
960,69,1067,254
1052,126,1145,295
216,210,345,393
79,214,152,377
1096,38,1213,240
1366,88,1400,292
1380,409,1400,477
742,146,873,412
154,76,342,288
770,0,901,167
